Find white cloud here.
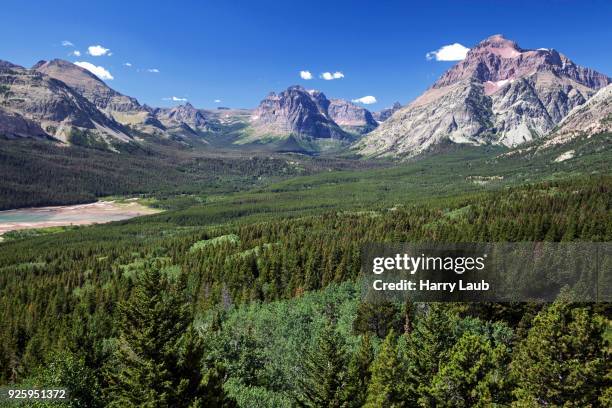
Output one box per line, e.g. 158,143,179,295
124,62,132,67
147,68,160,73
74,61,114,80
426,43,470,61
163,96,188,102
352,95,377,105
300,70,313,80
61,40,74,47
70,50,81,57
87,45,110,57
214,99,222,103
321,71,344,80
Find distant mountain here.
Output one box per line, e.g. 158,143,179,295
34,59,163,132
356,35,611,158
242,85,352,152
153,102,209,134
0,59,131,146
372,102,402,122
327,99,378,135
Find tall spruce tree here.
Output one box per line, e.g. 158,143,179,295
364,329,413,407
105,266,235,407
341,334,374,408
429,332,511,407
297,321,347,408
510,296,610,406
406,303,459,406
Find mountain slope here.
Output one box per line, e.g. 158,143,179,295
355,35,610,158
0,107,50,139
34,59,163,131
0,60,132,146
545,83,612,145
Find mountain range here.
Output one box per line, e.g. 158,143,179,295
1,34,610,157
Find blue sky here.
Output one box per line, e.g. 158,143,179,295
2,0,611,109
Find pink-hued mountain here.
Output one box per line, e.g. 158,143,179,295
356,34,611,158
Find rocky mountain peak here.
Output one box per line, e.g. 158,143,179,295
31,60,48,70
472,34,521,53
327,99,377,135
434,35,610,91
155,103,208,131
35,59,104,83
248,85,349,142
356,35,611,158
34,59,143,113
0,60,24,69
0,58,131,144
372,102,402,122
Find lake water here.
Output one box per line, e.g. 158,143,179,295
0,201,160,235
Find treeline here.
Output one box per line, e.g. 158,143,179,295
0,177,610,405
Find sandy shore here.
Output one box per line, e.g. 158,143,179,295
0,201,161,235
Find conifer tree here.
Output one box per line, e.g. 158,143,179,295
428,332,511,407
511,296,609,406
105,266,235,407
353,301,402,339
364,329,413,407
298,321,347,408
341,334,374,408
405,303,459,405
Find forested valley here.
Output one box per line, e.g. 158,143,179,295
0,175,609,407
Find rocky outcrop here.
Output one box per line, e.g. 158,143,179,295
244,86,350,150
356,35,611,158
327,99,377,134
0,60,131,145
0,107,50,139
372,102,402,122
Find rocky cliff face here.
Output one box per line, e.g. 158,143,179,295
372,102,402,122
327,99,378,134
0,107,50,139
0,60,131,144
542,84,612,147
356,35,611,158
244,86,350,150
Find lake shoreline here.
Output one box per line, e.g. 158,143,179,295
0,200,161,236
